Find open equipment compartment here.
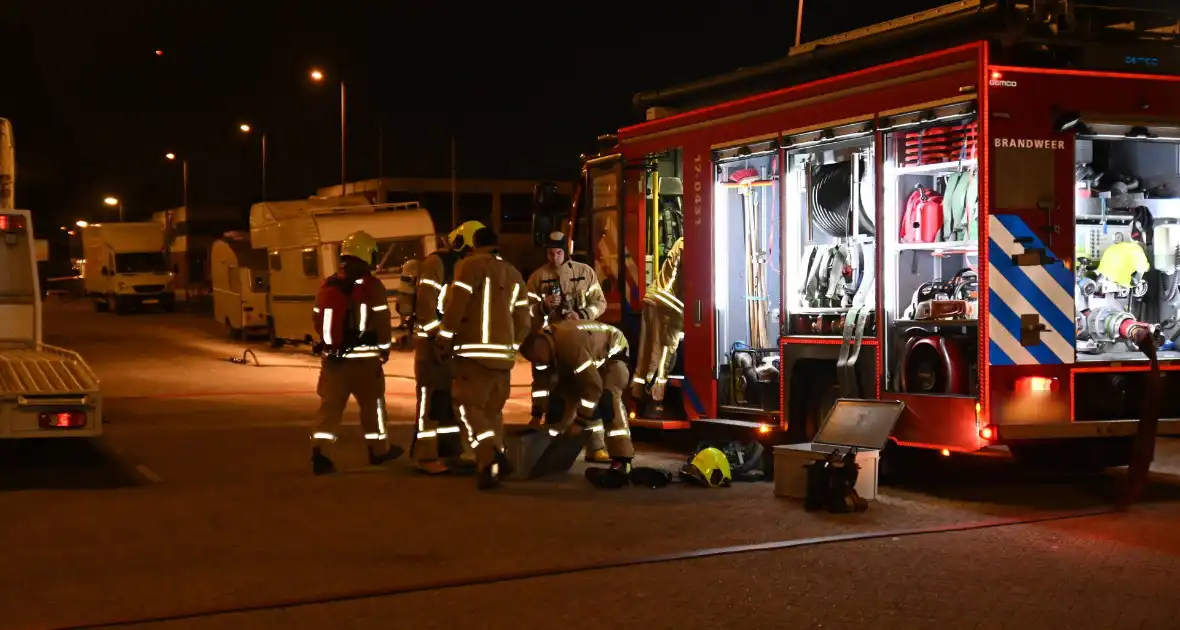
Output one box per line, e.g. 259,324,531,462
881,99,981,398
1073,122,1180,363
783,121,877,340
713,139,781,414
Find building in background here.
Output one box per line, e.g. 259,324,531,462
316,177,572,273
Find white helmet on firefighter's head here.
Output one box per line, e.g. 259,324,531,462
341,230,379,267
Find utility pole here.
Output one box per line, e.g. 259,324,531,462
450,134,458,230
340,80,347,194
795,0,806,47
377,115,384,180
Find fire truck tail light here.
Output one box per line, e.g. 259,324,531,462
979,425,996,440
991,70,1003,80
1015,376,1056,396
39,411,87,429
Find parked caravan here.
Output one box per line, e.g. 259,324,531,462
210,238,269,338
249,196,436,346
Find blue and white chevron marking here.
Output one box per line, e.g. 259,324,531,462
988,214,1075,366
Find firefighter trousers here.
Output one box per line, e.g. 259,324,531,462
410,337,466,462
452,357,511,470
559,359,634,459
633,303,684,402
311,357,390,457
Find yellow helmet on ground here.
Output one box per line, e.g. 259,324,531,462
341,230,379,267
1097,241,1150,287
679,447,732,488
449,220,486,252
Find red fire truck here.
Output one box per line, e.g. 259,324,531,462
533,0,1180,466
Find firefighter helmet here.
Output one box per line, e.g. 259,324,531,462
1097,241,1150,287
340,230,379,267
449,220,486,252
679,447,732,488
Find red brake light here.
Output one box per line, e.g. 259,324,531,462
1015,376,1057,396
39,411,87,429
0,215,25,232
979,425,996,440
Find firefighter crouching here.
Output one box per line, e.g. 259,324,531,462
632,236,685,418
519,320,638,488
310,230,404,475
405,220,485,475
526,231,611,463
434,227,532,490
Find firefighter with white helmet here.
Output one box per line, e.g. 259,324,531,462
435,226,532,490
519,320,637,487
525,231,610,462
407,220,485,474
632,236,685,417
309,230,404,475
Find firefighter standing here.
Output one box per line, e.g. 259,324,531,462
631,236,685,417
310,231,404,475
406,220,485,475
525,231,610,462
519,320,637,487
435,227,532,490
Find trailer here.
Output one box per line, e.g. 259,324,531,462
210,238,269,339
249,196,437,346
534,0,1180,466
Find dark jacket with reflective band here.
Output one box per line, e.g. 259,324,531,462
644,236,684,314
313,273,392,358
437,251,531,370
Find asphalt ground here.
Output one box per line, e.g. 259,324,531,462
1,298,1178,629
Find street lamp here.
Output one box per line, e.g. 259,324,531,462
104,196,124,222
165,152,188,210
310,68,347,193
239,124,267,200
75,220,88,228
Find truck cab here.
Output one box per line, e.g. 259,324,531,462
81,222,175,314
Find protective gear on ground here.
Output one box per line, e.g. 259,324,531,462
310,268,396,458
633,237,685,403
409,250,465,466
435,243,531,481
340,230,379,267
448,220,486,252
679,447,732,488
519,320,634,460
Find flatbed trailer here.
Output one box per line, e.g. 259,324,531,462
535,0,1180,465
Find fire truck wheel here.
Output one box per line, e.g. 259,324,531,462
1009,438,1134,472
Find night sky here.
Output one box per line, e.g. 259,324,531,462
3,0,942,237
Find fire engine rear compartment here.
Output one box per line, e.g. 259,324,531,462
1074,126,1180,363
712,142,782,416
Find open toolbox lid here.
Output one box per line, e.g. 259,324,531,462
814,399,905,451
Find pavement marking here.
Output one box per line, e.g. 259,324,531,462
53,507,1114,630
135,464,163,484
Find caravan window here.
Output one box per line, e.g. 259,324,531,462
301,249,319,278
375,238,425,274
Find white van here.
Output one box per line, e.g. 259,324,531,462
249,197,436,346
81,222,174,314
210,238,269,339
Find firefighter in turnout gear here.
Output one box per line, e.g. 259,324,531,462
525,231,610,463
631,236,685,418
435,227,532,490
519,320,637,487
310,230,404,475
408,220,485,474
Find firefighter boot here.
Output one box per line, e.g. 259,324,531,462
586,458,632,489
477,448,515,491
312,448,337,476
368,444,405,466
585,448,612,464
